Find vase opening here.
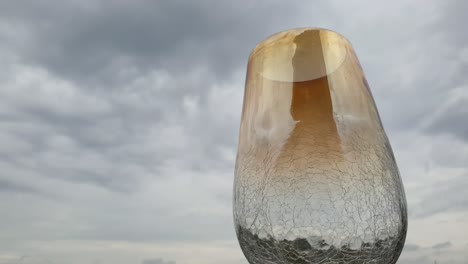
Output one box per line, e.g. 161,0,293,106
250,28,349,82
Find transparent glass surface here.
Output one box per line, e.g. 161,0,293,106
233,28,407,263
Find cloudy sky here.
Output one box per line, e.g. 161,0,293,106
0,1,467,263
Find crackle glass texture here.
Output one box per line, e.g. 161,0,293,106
233,28,407,264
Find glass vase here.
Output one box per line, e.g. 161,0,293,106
233,28,407,264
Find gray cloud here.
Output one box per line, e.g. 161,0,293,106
404,243,420,252
400,241,468,264
9,255,57,264
425,97,468,141
413,171,468,217
432,241,453,250
0,0,312,195
0,179,39,194
142,259,175,264
0,1,307,86
415,1,468,142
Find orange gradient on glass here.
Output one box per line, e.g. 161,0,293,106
234,28,407,264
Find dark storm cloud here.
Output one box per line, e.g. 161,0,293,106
0,0,304,85
0,0,322,194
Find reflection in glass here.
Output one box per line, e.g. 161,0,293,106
233,28,407,263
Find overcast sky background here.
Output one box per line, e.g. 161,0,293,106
0,1,467,263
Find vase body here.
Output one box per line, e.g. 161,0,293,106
233,28,407,264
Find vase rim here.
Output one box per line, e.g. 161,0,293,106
249,28,353,82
